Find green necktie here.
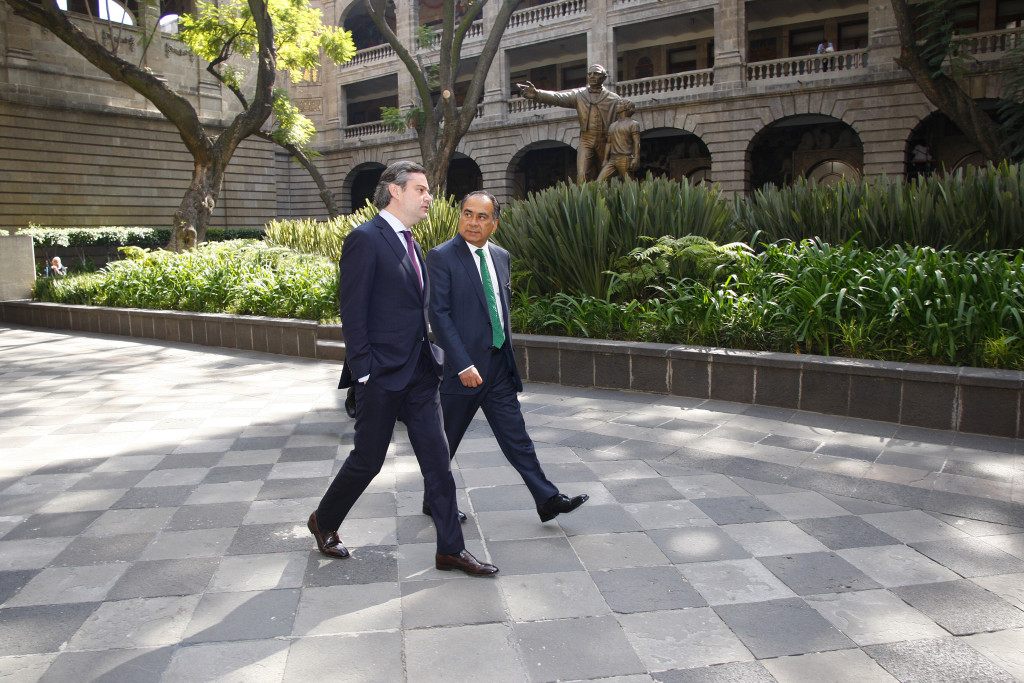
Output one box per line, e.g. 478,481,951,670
476,248,506,349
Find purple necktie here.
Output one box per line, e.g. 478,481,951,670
401,230,423,290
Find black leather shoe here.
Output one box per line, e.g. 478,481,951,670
435,550,499,576
537,493,589,522
344,387,356,419
422,500,467,523
307,512,349,558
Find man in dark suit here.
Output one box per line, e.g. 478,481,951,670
426,191,588,523
307,162,498,577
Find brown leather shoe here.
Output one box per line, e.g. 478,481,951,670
307,512,349,558
435,550,499,576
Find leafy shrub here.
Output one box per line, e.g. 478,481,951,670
35,240,338,321
513,239,1024,369
18,225,264,247
607,235,751,301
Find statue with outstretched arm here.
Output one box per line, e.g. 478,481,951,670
517,63,621,183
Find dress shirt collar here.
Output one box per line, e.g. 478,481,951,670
463,238,490,255
379,209,412,236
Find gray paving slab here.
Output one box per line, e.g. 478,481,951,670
3,325,1024,682
891,580,1024,635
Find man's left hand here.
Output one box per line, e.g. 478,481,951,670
459,367,484,387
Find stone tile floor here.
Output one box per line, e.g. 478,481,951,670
1,324,1023,682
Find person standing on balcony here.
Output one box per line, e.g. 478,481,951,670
517,64,621,183
817,40,835,72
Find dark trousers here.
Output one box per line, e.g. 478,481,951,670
317,351,464,555
441,349,558,505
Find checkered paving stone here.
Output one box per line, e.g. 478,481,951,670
2,324,1024,682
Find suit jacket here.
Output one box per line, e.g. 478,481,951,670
338,214,444,392
426,234,522,395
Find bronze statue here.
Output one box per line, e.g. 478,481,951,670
596,99,640,181
517,64,621,183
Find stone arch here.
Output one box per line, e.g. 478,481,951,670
341,0,395,49
343,161,386,214
507,141,576,199
905,102,1001,180
637,127,711,184
446,154,482,201
748,114,863,189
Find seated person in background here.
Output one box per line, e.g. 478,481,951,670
49,256,67,276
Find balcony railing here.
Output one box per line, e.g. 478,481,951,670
747,48,868,82
615,69,714,97
955,26,1024,56
508,0,587,30
420,20,484,50
342,43,395,69
343,121,393,139
507,96,559,114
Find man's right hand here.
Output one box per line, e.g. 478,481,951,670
517,81,537,99
459,367,484,388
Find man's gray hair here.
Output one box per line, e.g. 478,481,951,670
460,190,501,220
373,161,427,210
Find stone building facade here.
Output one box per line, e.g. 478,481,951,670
1,0,1021,227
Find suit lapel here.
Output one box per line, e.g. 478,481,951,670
493,248,512,322
454,235,488,312
377,215,423,299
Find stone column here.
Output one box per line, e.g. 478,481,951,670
0,236,37,301
321,0,342,141
481,0,509,117
397,0,418,112
588,0,612,74
868,0,901,74
713,0,746,89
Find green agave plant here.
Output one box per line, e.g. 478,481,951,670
266,196,459,260
497,175,734,298
735,162,1024,251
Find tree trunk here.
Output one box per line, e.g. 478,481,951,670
5,0,277,252
168,160,222,251
281,141,341,218
890,0,1007,162
424,132,458,197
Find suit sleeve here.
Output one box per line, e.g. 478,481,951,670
426,246,474,378
338,227,376,380
531,88,579,110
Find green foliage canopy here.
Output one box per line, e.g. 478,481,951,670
178,0,355,150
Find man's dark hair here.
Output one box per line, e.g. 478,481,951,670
460,190,501,220
373,161,427,210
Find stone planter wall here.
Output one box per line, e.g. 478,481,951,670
2,300,1021,438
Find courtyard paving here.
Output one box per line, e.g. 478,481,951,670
1,324,1023,682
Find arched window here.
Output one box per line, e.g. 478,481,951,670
158,14,180,33
57,0,135,25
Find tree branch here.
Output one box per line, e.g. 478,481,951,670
5,0,211,157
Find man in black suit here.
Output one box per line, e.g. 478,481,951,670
426,191,588,523
307,162,498,577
